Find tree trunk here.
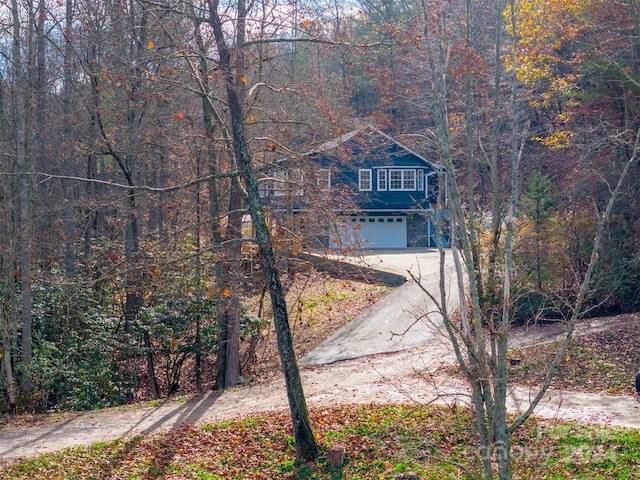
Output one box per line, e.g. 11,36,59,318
0,303,17,414
207,0,319,461
224,186,243,387
11,0,34,411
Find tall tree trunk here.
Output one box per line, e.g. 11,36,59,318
195,157,203,395
34,0,52,275
224,186,243,387
192,9,244,390
207,0,319,461
11,0,34,411
61,0,76,279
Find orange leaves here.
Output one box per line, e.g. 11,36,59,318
241,75,248,83
147,40,154,49
223,288,230,298
172,112,185,120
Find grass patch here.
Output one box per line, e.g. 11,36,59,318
2,404,639,479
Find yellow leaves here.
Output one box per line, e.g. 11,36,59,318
508,0,587,85
154,267,161,276
565,355,571,362
115,81,121,88
533,130,573,149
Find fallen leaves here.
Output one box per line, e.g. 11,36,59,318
509,315,640,395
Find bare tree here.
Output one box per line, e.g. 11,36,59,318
418,0,640,478
206,0,320,462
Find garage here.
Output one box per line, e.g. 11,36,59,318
332,216,407,249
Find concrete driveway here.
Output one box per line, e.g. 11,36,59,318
300,248,459,365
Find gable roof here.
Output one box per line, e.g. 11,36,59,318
302,126,444,171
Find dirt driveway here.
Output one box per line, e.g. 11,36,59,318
3,336,640,460
2,250,640,460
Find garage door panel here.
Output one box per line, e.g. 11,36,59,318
332,216,406,249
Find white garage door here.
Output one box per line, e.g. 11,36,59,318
332,216,407,249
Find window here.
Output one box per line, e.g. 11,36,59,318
317,168,331,189
258,179,272,198
262,169,304,197
417,170,425,191
359,169,372,191
377,169,387,191
389,170,402,190
403,170,415,190
388,169,416,191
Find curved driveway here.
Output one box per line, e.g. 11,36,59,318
4,249,640,461
301,248,459,365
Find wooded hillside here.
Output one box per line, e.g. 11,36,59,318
0,0,638,415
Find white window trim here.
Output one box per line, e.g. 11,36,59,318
359,169,372,191
403,170,416,190
388,169,416,191
417,169,425,191
377,169,387,191
268,169,304,197
317,168,331,189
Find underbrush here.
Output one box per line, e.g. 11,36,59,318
2,403,639,479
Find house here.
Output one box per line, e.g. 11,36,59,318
259,126,448,249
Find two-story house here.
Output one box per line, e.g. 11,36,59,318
259,126,448,249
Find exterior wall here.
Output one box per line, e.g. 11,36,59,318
407,213,431,248
259,128,449,249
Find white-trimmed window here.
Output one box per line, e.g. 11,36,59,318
403,170,415,190
317,168,331,189
389,169,416,191
417,170,425,191
377,169,387,191
359,169,372,191
389,170,402,190
258,179,272,198
261,169,304,197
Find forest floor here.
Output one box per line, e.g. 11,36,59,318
2,268,640,461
